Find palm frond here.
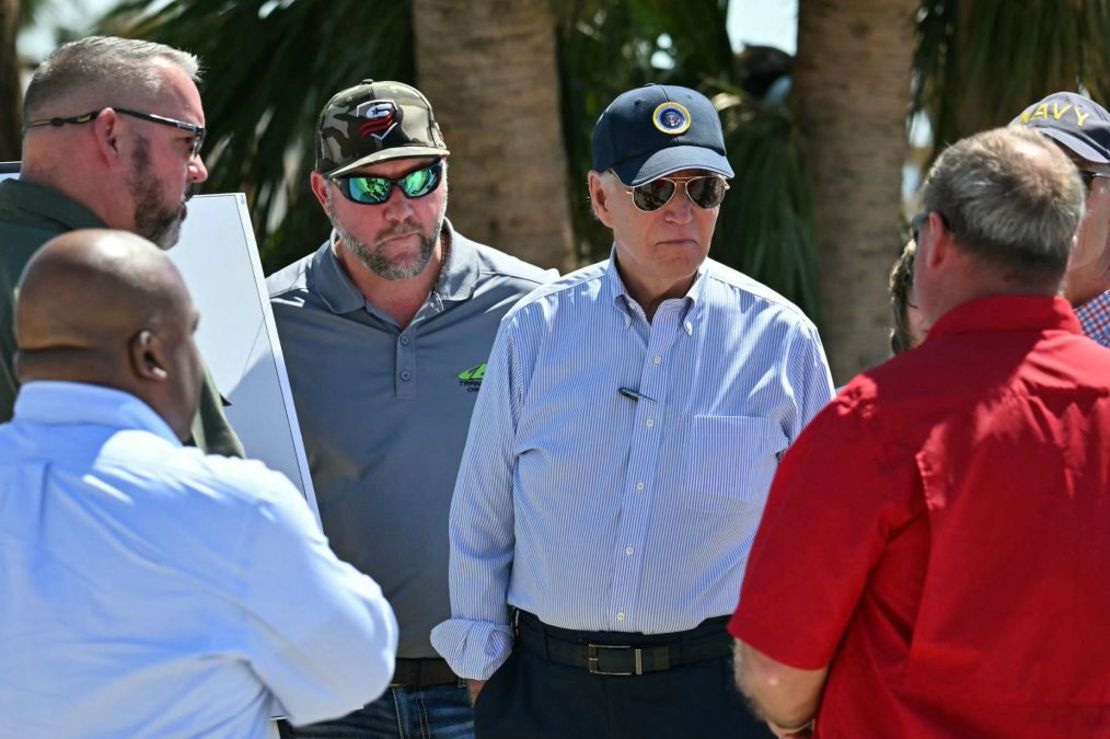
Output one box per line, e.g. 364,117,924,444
98,0,414,272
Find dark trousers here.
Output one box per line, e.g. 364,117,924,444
473,617,774,739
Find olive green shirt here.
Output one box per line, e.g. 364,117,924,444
0,178,244,457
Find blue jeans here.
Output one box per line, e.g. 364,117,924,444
288,683,474,739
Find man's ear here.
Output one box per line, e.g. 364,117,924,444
129,329,168,382
587,170,614,228
310,171,331,211
92,108,123,166
925,211,951,269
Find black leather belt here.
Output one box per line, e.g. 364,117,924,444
515,610,732,677
390,658,459,688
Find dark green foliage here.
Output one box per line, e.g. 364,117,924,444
714,94,818,314
556,0,820,319
913,0,1110,156
95,0,820,320
98,0,414,273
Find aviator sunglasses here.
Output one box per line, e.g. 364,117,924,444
623,173,730,212
334,160,443,205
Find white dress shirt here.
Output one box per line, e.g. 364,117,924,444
0,381,398,738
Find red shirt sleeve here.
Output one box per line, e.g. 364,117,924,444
728,393,903,669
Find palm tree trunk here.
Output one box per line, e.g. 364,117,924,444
0,0,20,161
794,0,917,382
411,0,574,271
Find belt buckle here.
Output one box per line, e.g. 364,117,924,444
586,643,643,676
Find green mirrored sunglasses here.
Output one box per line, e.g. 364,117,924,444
335,160,443,205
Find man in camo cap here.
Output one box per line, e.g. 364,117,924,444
268,80,553,739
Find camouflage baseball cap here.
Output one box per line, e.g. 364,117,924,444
315,79,449,177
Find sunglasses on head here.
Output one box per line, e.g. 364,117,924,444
622,173,730,212
333,160,443,205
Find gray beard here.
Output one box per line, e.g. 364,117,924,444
328,206,443,281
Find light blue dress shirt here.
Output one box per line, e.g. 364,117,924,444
0,382,398,738
431,256,834,680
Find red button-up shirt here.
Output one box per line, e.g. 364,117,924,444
731,295,1110,738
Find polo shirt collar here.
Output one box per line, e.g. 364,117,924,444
603,245,708,331
0,178,108,231
13,381,181,445
436,221,480,302
309,218,479,316
927,295,1081,341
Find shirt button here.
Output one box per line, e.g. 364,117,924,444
645,418,655,428
635,481,644,491
625,546,634,556
617,611,626,621
400,335,410,345
653,355,661,365
400,370,411,381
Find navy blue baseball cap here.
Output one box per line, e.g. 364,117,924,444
592,84,734,186
1011,91,1110,164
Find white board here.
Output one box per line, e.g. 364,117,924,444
0,167,318,524
173,193,319,523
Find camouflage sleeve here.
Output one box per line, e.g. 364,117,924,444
0,274,18,423
187,362,246,458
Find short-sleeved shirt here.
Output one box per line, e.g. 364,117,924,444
0,381,398,737
731,295,1110,738
0,178,244,457
267,223,554,658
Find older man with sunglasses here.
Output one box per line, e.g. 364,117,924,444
432,84,834,738
1012,92,1110,348
0,35,241,456
268,80,554,739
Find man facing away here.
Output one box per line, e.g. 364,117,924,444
0,229,398,739
732,127,1110,738
0,35,242,455
268,80,554,738
1012,91,1110,347
432,84,834,738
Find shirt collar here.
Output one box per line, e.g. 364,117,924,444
0,178,108,231
12,381,181,445
602,245,707,332
309,218,479,315
1073,289,1110,337
926,295,1081,341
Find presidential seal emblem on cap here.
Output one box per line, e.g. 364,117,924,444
653,102,691,135
592,84,733,186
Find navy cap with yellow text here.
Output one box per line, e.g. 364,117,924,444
1011,92,1110,164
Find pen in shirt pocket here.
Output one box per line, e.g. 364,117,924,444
618,387,656,403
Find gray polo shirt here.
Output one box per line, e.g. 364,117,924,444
268,222,554,658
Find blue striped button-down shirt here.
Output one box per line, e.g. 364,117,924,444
430,255,834,679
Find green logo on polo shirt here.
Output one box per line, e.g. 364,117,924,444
458,362,486,392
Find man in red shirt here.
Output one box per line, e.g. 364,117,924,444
729,126,1110,738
